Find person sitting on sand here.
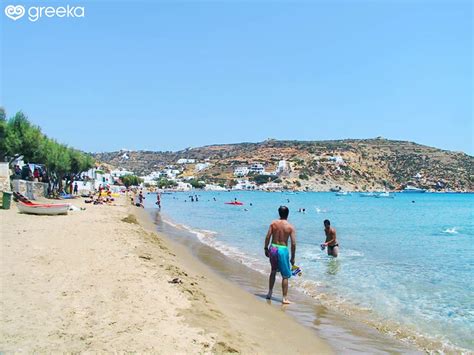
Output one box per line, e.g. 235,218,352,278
93,196,104,205
321,219,339,257
264,206,296,304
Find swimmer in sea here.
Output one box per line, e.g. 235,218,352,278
322,219,339,257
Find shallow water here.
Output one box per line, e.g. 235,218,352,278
145,191,473,352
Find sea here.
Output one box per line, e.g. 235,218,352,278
144,191,473,353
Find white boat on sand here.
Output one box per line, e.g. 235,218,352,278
16,201,70,215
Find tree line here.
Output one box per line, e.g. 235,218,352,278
0,110,95,190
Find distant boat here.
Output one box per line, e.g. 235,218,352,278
359,192,376,197
401,186,426,193
16,201,70,215
375,192,394,198
335,191,351,196
225,201,244,205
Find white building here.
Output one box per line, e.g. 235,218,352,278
249,163,265,174
95,172,113,189
161,168,181,179
195,163,211,172
233,179,257,190
277,160,288,173
234,166,249,177
111,169,135,178
141,171,162,186
177,158,196,164
204,184,226,191
73,180,95,193
329,156,344,164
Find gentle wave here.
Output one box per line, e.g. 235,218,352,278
315,207,328,214
162,217,270,275
443,227,460,234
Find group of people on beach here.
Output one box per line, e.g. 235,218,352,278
264,206,338,304
84,184,116,205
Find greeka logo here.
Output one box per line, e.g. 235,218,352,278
4,4,25,20
4,4,85,22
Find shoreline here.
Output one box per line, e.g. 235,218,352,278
152,210,424,354
1,196,333,353
149,191,473,354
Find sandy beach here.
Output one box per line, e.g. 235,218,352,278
0,196,332,353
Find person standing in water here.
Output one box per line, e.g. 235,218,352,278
322,219,339,257
156,192,161,209
264,206,296,304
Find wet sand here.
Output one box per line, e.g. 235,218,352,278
1,196,332,353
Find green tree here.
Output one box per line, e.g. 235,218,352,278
122,175,143,187
250,174,277,185
188,179,206,189
155,178,177,189
3,111,95,190
4,111,45,162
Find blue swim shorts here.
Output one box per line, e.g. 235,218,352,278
269,243,291,279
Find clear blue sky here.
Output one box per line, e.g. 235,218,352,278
1,0,472,154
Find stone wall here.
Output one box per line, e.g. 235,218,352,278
11,179,48,200
0,162,11,193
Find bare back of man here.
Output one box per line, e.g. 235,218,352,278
270,220,294,246
264,206,296,304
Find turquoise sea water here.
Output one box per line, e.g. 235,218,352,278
146,191,473,352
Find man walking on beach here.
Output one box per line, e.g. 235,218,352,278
322,219,339,257
264,206,296,304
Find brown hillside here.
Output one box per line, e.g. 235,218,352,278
93,139,473,191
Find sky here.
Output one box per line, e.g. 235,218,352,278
1,0,472,154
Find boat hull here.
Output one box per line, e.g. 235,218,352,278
16,202,70,215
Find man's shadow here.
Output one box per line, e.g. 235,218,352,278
255,293,282,303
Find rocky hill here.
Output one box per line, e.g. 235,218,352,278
93,138,474,191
